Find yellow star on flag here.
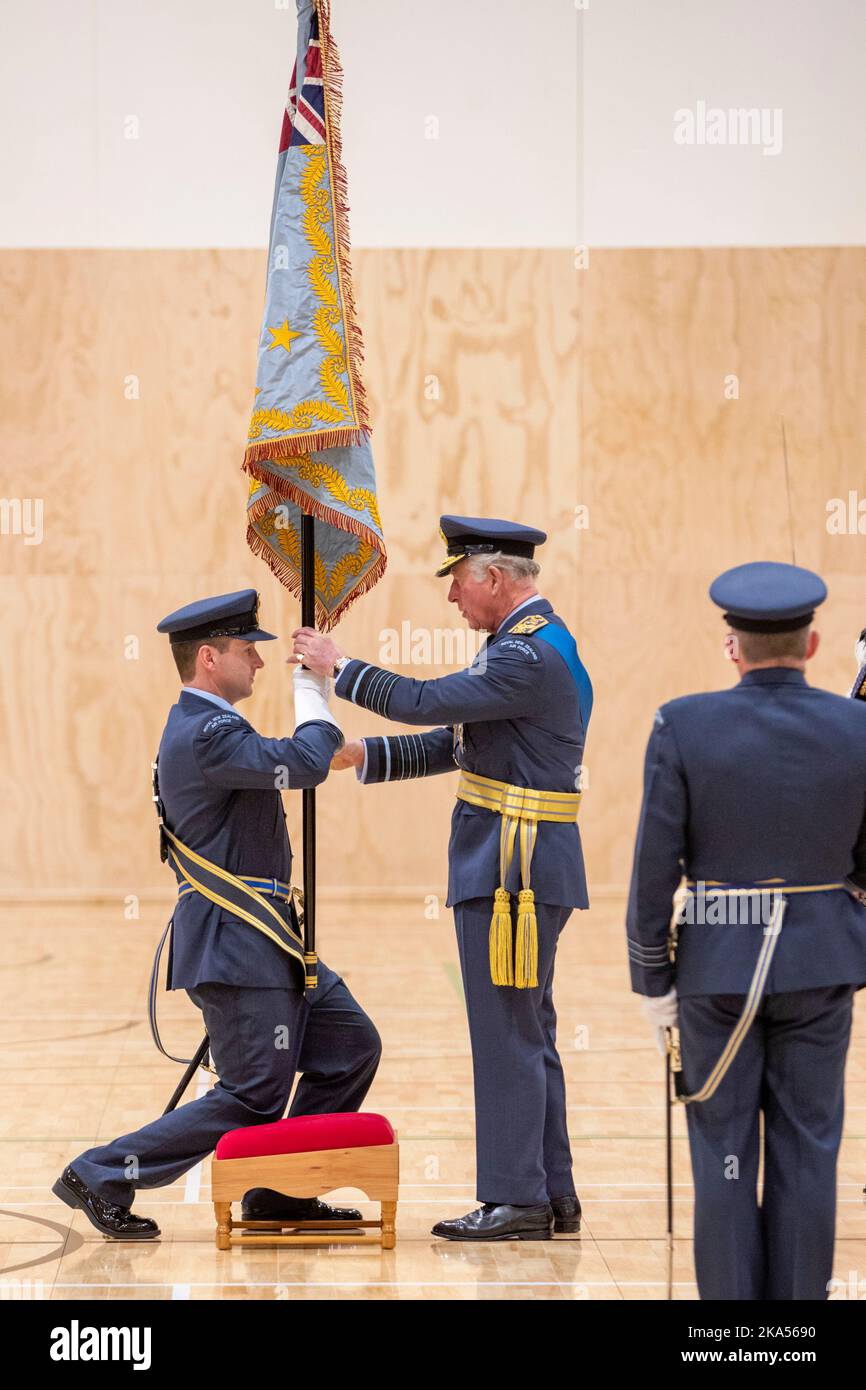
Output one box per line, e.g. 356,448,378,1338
267,319,302,353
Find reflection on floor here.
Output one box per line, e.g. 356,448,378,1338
2,898,864,1300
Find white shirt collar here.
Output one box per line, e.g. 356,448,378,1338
181,686,236,714
497,594,542,633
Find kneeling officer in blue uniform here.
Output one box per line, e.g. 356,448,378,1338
627,562,866,1299
53,589,381,1239
293,517,592,1241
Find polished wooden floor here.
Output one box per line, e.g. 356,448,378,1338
2,898,864,1301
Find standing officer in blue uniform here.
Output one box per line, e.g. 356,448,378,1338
627,561,866,1299
292,517,593,1241
53,589,381,1239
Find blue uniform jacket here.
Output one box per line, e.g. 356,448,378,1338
627,668,866,998
335,597,592,909
157,689,342,990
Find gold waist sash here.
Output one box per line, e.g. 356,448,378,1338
456,770,582,989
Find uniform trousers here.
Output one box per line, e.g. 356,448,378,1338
679,984,856,1300
454,897,575,1206
72,967,381,1208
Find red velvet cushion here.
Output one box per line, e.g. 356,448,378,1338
215,1111,395,1161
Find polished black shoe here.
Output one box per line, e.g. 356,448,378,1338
52,1166,160,1240
241,1187,363,1226
431,1202,553,1242
551,1195,582,1234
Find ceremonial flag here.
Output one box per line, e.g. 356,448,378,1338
243,0,385,629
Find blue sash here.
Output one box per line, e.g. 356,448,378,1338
533,623,593,731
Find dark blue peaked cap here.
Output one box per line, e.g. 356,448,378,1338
157,589,277,644
436,514,547,577
709,561,827,633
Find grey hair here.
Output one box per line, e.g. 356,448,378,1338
466,550,541,583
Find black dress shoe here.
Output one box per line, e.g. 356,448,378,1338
551,1195,582,1234
431,1202,553,1242
241,1187,363,1225
52,1166,160,1240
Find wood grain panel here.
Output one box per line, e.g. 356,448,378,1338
0,248,863,900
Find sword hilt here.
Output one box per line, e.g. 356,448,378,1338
151,758,169,862
666,1025,687,1099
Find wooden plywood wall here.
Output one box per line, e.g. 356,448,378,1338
0,247,864,901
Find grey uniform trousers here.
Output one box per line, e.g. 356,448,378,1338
72,965,381,1208
454,897,576,1206
679,983,856,1301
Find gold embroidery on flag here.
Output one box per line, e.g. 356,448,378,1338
292,458,381,526
248,403,346,440
253,504,374,601
248,458,380,527
247,144,357,446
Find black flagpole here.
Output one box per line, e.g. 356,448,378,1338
301,512,317,988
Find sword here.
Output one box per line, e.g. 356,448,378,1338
664,1025,682,1300
163,1035,211,1115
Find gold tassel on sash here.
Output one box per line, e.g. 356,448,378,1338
489,814,520,985
489,887,514,985
514,889,538,988
514,820,539,987
457,771,580,989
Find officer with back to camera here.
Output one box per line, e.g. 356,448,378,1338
627,561,866,1299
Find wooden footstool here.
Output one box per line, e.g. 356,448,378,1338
211,1111,398,1249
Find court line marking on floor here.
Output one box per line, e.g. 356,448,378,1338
182,1071,211,1205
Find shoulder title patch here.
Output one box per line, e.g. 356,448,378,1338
201,712,243,734
497,638,541,662
508,614,549,636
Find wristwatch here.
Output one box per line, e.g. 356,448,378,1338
333,655,350,678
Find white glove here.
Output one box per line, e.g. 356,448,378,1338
855,634,866,670
640,986,678,1057
293,665,341,734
